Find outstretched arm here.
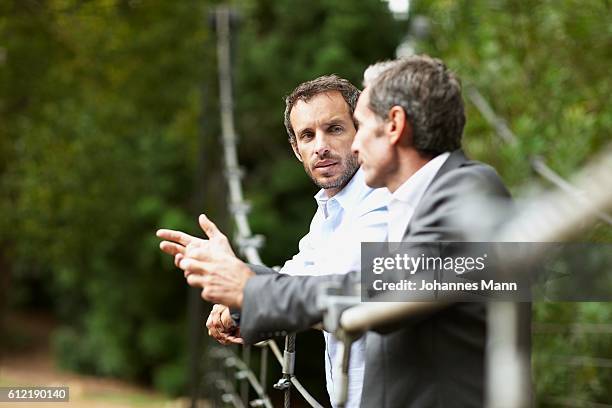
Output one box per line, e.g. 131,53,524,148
158,215,358,344
239,271,356,344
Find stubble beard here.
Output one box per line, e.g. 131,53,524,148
304,152,360,191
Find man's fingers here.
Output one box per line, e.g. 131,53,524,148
180,258,199,275
201,286,216,304
210,304,224,321
205,305,239,345
159,241,185,256
224,335,244,345
156,229,197,246
208,326,226,344
198,214,224,240
206,305,222,332
175,253,184,268
180,258,214,276
184,246,209,261
186,273,207,288
220,307,236,331
205,311,214,329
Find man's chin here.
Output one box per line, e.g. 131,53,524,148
308,168,342,187
314,176,343,190
363,172,384,189
306,161,359,191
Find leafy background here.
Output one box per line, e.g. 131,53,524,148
0,0,610,405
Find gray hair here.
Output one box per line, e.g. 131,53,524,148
284,75,360,145
368,55,465,155
363,60,399,88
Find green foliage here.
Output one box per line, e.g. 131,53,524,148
410,0,612,404
412,0,611,189
0,0,215,395
533,303,612,405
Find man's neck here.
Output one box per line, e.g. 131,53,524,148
386,150,433,193
323,168,359,198
324,186,341,198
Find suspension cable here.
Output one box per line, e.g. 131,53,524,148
212,5,324,407
465,85,612,226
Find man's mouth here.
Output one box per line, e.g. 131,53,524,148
314,160,337,169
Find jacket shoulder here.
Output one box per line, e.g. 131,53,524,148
408,160,510,241
428,160,510,200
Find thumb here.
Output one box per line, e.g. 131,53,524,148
199,214,223,239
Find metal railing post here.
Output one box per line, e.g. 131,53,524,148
274,334,296,408
240,345,251,405
333,332,357,408
259,346,268,393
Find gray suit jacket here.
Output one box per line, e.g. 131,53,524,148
240,150,529,407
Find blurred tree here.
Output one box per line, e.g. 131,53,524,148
411,0,611,189
409,0,612,404
0,0,218,394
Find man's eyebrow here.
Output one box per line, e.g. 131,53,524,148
295,116,351,135
323,116,350,126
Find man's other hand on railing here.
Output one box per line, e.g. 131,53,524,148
206,304,244,345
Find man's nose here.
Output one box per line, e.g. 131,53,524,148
314,132,330,157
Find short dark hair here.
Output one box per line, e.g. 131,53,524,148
368,55,465,155
284,75,360,145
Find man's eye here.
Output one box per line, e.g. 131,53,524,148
300,132,314,140
329,125,343,133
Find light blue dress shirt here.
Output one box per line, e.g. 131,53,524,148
280,168,390,407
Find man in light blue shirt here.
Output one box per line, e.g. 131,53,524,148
270,75,388,406
281,166,387,406
160,75,388,407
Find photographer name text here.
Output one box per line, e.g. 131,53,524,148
372,279,517,292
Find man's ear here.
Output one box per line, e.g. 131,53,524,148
386,106,411,146
291,141,303,162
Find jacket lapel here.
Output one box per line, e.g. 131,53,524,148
402,149,469,238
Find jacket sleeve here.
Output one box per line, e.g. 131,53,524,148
248,263,279,275
239,270,356,344
230,263,279,320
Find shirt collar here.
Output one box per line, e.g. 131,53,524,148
390,152,451,207
314,167,369,211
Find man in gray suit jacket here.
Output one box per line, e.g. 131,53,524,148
167,55,529,407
